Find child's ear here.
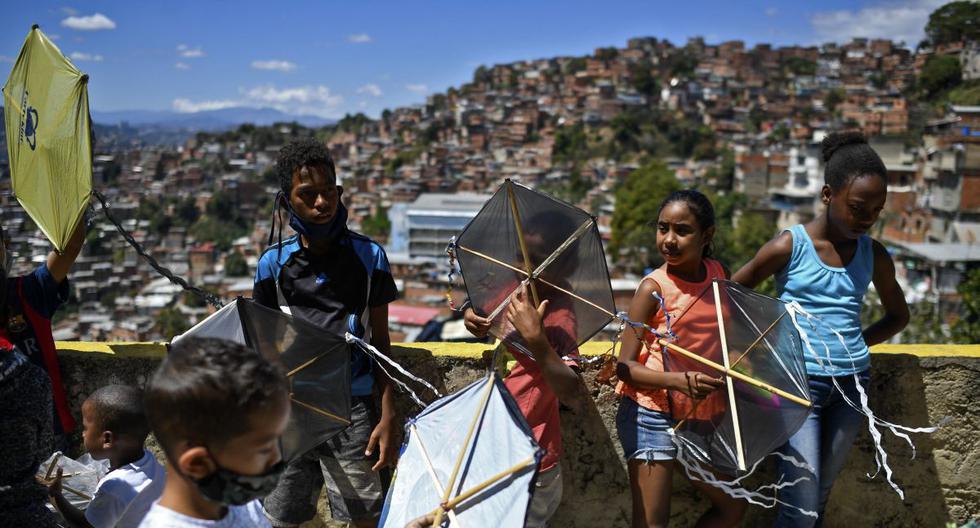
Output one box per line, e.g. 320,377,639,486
102,431,113,449
703,225,715,247
820,184,833,205
178,446,217,480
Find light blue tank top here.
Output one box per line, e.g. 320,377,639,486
776,224,872,376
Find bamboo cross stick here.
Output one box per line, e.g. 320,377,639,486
286,349,333,378
290,396,351,425
506,180,540,306
672,311,790,431
655,338,810,407
714,281,746,471
411,424,464,528
432,376,496,528
62,483,92,501
44,454,62,479
432,456,537,515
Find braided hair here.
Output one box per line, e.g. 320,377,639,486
821,131,887,192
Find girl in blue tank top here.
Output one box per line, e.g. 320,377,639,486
732,132,909,527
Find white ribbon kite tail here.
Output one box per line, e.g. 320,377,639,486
784,302,946,500
345,333,443,409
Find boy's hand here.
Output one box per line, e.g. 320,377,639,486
37,467,63,498
463,307,491,338
367,417,399,471
506,284,548,348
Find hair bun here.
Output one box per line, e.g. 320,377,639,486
821,131,867,163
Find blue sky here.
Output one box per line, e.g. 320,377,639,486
0,0,947,119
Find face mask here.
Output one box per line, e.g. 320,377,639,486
287,202,349,245
193,458,286,506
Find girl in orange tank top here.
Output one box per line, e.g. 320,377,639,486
615,190,746,528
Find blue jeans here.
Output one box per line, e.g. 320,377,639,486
616,396,678,461
774,370,870,528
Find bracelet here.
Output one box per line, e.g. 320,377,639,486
457,298,472,313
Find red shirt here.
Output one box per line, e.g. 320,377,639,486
501,298,579,471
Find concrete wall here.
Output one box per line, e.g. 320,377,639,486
53,341,980,527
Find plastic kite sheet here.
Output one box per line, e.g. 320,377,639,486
175,298,352,462
652,280,812,475
3,25,92,253
380,374,541,528
453,179,615,357
37,452,109,510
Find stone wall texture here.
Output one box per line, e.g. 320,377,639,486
53,342,980,527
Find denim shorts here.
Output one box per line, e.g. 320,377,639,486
616,396,678,461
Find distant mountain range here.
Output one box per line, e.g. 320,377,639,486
91,107,335,130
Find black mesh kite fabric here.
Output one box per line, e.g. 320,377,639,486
454,180,615,356
663,280,811,475
178,298,352,462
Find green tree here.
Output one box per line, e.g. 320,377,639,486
952,267,980,344
824,88,845,114
920,55,962,98
361,207,392,239
925,1,980,47
784,57,817,76
155,306,190,339
610,160,682,273
629,62,659,97
224,251,248,276
595,47,619,62
552,122,589,165
564,57,587,75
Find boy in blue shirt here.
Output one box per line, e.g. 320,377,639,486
254,139,399,528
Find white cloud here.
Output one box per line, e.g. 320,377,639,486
0,55,14,63
48,34,62,41
405,83,428,94
811,0,947,46
251,60,297,72
175,62,190,70
70,51,104,62
60,7,78,16
177,44,205,58
61,13,116,31
765,7,778,17
357,83,383,97
348,33,372,44
173,84,344,118
172,98,239,113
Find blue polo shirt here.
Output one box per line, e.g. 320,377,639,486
253,233,398,396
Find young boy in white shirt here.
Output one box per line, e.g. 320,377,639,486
138,337,290,528
42,385,164,528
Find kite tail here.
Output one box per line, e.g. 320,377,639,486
91,190,225,309
784,302,946,500
445,236,460,310
670,432,818,518
345,333,442,408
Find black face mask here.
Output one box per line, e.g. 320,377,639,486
193,459,286,506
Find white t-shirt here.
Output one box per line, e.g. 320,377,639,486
137,500,271,528
85,449,166,528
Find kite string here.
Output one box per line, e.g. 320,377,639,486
91,190,225,309
784,301,946,500
345,333,442,409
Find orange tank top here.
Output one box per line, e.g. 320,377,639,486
616,258,726,414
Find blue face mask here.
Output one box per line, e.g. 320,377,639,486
287,202,349,245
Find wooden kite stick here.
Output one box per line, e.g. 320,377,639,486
655,339,811,407
435,456,537,513
673,311,789,431
286,350,333,378
506,180,540,306
714,281,747,471
290,397,351,425
433,376,496,528
410,424,464,528
44,453,62,479
62,483,92,501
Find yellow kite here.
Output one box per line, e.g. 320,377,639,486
3,25,92,253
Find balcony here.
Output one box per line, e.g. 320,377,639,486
54,341,979,527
